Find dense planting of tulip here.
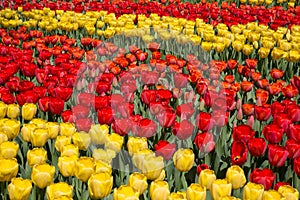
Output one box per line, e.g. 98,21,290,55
0,0,299,199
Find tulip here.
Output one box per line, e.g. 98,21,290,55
154,140,176,161
7,104,20,119
247,138,267,157
58,155,77,177
268,144,288,167
128,172,148,195
194,132,215,153
141,154,164,180
225,165,246,189
55,136,71,152
231,141,248,166
127,136,148,156
114,185,139,200
169,191,187,200
72,131,91,150
75,157,95,182
232,124,255,143
150,180,170,200
46,182,73,200
172,120,194,140
105,133,124,153
186,183,206,200
0,133,8,144
46,122,59,139
89,124,109,145
61,144,79,157
0,102,7,118
278,185,299,200
59,122,76,137
211,179,232,200
132,149,155,169
22,103,37,120
30,118,47,128
21,123,37,142
0,158,18,181
31,163,55,188
173,148,194,172
198,169,216,190
0,141,18,159
243,182,264,200
30,128,49,147
250,168,275,190
8,177,32,200
93,148,116,164
258,47,270,59
196,112,212,132
95,160,112,174
232,40,244,52
27,148,47,167
0,119,20,140
262,190,282,200
88,172,113,199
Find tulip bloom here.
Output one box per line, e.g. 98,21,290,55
89,124,109,145
8,177,32,200
128,172,148,195
268,144,289,167
243,182,264,200
196,112,212,132
127,136,148,156
55,136,71,152
46,182,73,200
186,183,206,200
72,131,91,150
231,141,248,166
0,141,18,159
95,160,112,175
262,190,282,200
194,132,215,153
232,124,255,143
105,133,124,153
0,158,18,182
141,154,164,180
198,169,216,191
211,179,232,200
58,155,77,177
262,124,284,144
172,120,194,140
173,148,195,172
30,128,49,147
154,140,176,161
1,119,20,140
0,133,8,144
149,180,170,200
75,157,95,182
278,185,299,200
31,163,55,189
46,122,59,139
114,185,139,200
22,103,37,120
225,165,246,189
247,138,267,157
27,148,47,167
7,104,20,119
93,148,116,164
88,172,113,199
250,168,276,190
59,123,76,137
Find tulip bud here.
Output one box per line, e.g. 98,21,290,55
46,182,73,200
95,160,112,174
59,122,76,137
127,136,148,156
75,157,95,182
58,155,77,177
55,135,71,152
7,104,20,119
225,165,246,189
211,179,232,200
0,119,20,140
89,124,109,145
21,123,37,142
72,131,91,150
61,144,79,157
88,172,113,199
8,177,32,200
27,147,47,167
22,103,37,120
30,128,49,147
129,172,148,195
93,148,116,164
0,158,18,181
173,148,195,172
31,163,55,189
105,133,124,153
198,169,216,191
262,190,282,200
46,122,59,139
243,182,264,200
278,185,299,200
150,180,170,200
186,183,206,200
0,141,18,159
0,101,7,118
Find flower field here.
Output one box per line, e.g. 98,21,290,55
0,0,300,199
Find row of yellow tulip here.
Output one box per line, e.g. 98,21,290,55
0,8,300,61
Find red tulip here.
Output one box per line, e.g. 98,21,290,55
227,59,238,70
112,118,132,136
242,104,254,116
96,81,111,95
132,118,157,138
292,76,300,90
293,157,300,177
271,101,285,116
94,96,110,111
194,132,215,153
174,73,188,89
270,69,284,80
245,59,257,69
172,120,194,140
285,104,300,123
274,182,290,191
176,103,195,120
156,108,176,128
196,112,212,132
154,140,176,161
254,105,271,121
247,138,267,157
156,89,173,105
282,84,298,98
232,124,255,143
97,107,114,125
76,118,93,132
72,105,90,119
141,71,159,86
268,144,288,167
262,124,284,144
287,124,300,142
77,93,95,107
285,139,300,159
61,110,76,123
49,97,64,115
16,90,39,106
231,141,248,166
38,97,51,112
147,42,160,52
273,114,291,132
1,93,15,104
52,86,73,101
241,81,253,92
250,168,276,190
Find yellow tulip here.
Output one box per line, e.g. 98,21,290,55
88,172,113,199
31,163,55,189
55,136,71,152
242,182,264,200
219,197,241,200
242,44,253,56
211,179,232,200
0,141,18,159
129,172,148,195
7,104,20,119
231,25,242,34
0,132,8,144
58,155,77,177
150,180,170,200
30,128,49,147
142,154,164,180
232,40,244,52
46,182,73,200
261,38,275,49
201,42,213,52
21,123,37,142
288,50,300,62
262,190,282,200
127,136,148,156
186,183,206,200
198,169,216,191
46,122,59,139
278,185,299,200
279,40,292,51
75,157,95,182
214,42,226,53
30,118,47,128
258,47,270,59
72,131,91,150
105,133,124,153
95,160,112,174
173,148,194,172
169,191,187,200
93,148,116,164
22,103,37,120
0,101,7,118
59,122,76,137
0,119,20,140
27,148,47,167
225,165,246,189
132,149,155,170
89,124,109,145
248,32,260,42
271,48,287,60
114,185,139,200
61,144,79,157
8,177,32,200
0,158,18,181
